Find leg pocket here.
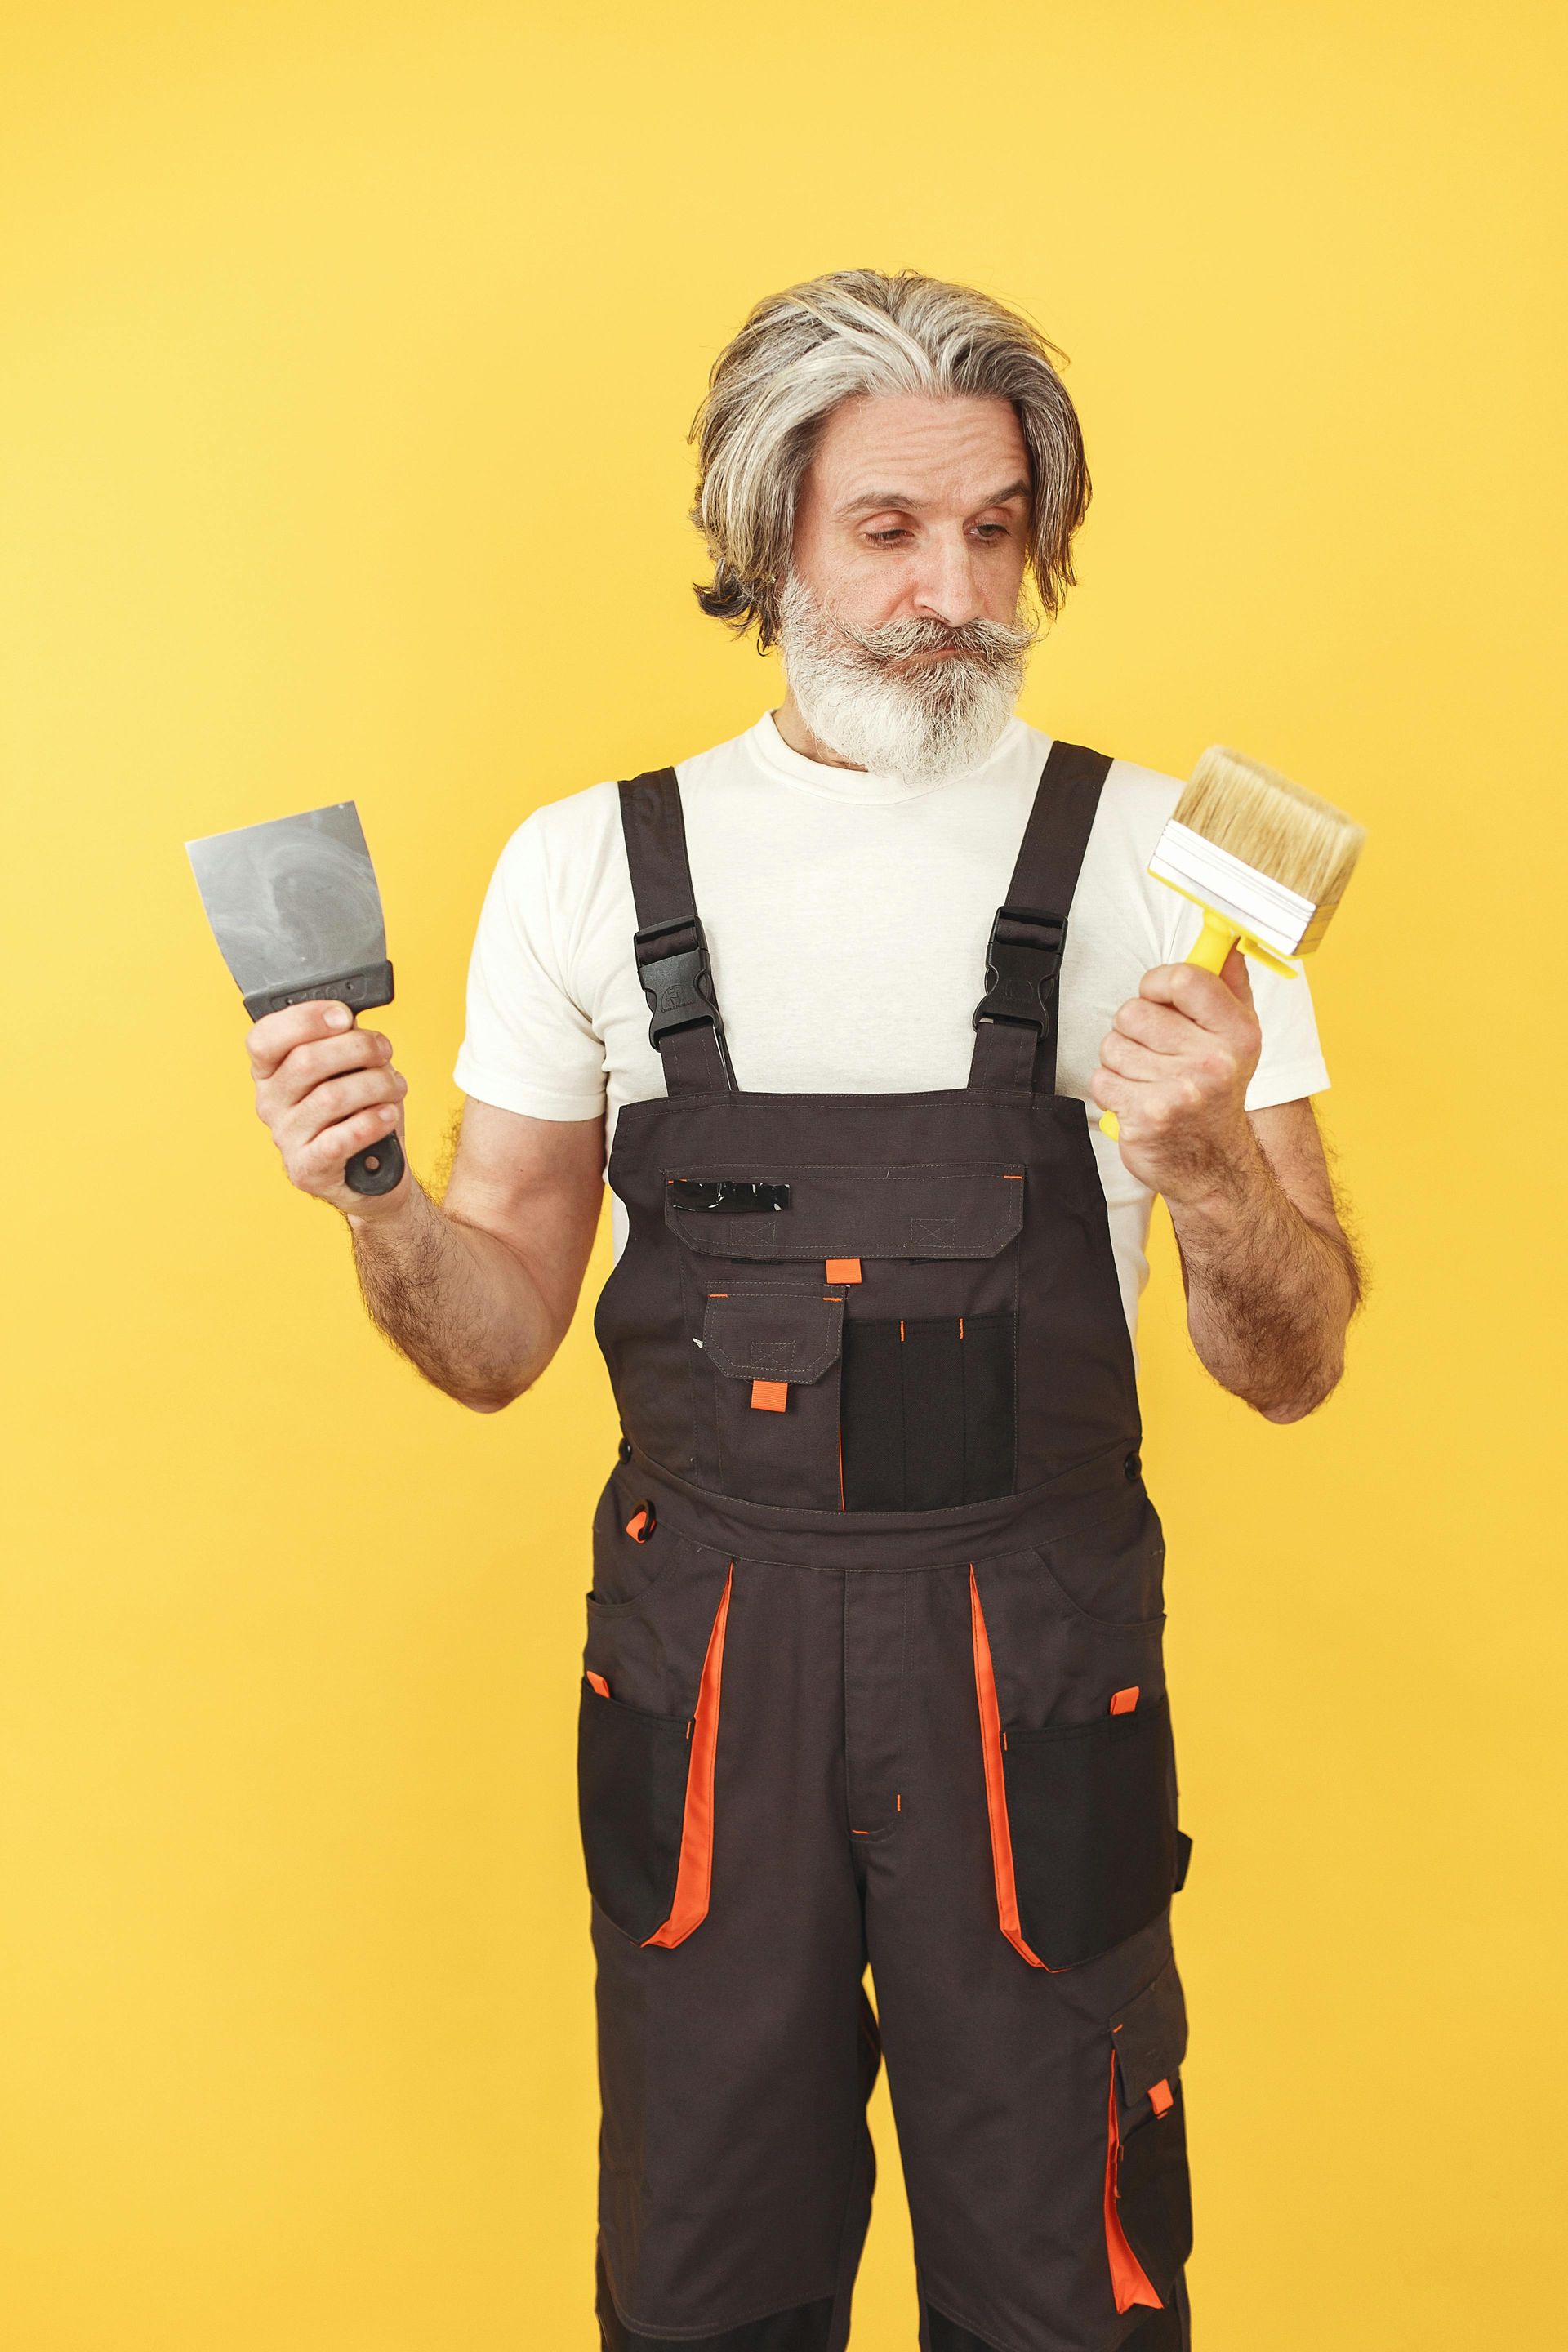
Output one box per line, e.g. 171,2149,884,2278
1004,1698,1178,1968
577,1564,733,1948
1106,1954,1194,2311
969,1567,1180,1970
577,1682,692,1943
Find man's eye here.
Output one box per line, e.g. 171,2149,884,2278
973,523,1010,540
866,528,909,546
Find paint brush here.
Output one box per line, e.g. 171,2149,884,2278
1099,745,1365,1140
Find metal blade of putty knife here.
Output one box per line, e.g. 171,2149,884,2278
185,802,404,1196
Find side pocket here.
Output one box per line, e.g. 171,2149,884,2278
577,1564,733,1947
969,1567,1179,1970
1105,1955,1193,2313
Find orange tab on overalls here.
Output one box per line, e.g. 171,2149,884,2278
826,1257,862,1284
751,1380,789,1411
1109,1686,1140,1714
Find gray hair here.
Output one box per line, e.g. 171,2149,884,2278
689,269,1090,651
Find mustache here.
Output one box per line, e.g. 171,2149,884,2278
818,606,1037,675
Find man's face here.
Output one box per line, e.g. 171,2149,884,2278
791,391,1031,630
779,393,1037,777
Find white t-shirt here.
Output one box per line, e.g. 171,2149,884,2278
454,712,1330,1342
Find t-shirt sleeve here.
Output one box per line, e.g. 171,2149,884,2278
452,811,608,1121
1164,893,1330,1110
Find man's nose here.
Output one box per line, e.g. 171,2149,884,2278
910,532,985,629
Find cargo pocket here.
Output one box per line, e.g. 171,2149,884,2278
577,1563,733,1947
970,1567,1180,1969
1105,1954,1193,2313
699,1287,844,1508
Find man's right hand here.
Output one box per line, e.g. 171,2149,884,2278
246,1000,409,1215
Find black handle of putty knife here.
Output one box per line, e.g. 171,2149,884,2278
345,1130,404,1196
342,978,404,1195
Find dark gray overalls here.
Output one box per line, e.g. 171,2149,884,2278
577,742,1195,2352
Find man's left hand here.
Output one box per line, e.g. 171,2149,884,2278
1089,946,1263,1202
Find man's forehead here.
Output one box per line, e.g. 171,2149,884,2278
810,391,1031,509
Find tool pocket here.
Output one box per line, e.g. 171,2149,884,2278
1104,1954,1194,2314
969,1560,1183,1970
669,1160,1024,1508
580,1526,733,1948
697,1285,844,1508
840,1310,1015,1508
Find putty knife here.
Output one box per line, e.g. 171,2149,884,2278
185,801,405,1196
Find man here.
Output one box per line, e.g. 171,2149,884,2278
245,271,1359,2352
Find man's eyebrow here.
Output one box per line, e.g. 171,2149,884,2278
835,478,1031,519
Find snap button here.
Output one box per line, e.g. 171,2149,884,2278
617,1437,633,1463
1124,1452,1141,1481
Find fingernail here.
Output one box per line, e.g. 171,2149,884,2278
325,1005,350,1030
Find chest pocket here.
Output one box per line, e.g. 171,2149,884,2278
670,1163,1026,1512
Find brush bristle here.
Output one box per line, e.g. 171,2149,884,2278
1175,746,1366,913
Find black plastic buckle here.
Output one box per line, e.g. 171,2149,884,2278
634,915,726,1052
972,903,1068,1033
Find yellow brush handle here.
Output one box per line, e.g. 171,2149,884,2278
1097,911,1266,1141
1186,907,1241,974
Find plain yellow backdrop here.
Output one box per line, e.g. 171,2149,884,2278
4,3,1565,2346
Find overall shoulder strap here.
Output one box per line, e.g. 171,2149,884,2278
616,768,735,1095
967,738,1114,1092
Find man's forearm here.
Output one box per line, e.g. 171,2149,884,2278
346,1182,556,1411
1166,1130,1361,1423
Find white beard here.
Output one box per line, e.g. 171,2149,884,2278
777,575,1036,781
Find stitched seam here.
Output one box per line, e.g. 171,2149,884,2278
921,2295,1053,2352
608,2287,838,2341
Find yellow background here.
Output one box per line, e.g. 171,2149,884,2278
5,4,1565,2345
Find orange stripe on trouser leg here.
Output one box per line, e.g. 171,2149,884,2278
644,1563,733,1949
968,1567,1049,1969
1104,2053,1163,2313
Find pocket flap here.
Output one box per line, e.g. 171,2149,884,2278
702,1290,844,1383
1111,1953,1187,2109
668,1162,1025,1263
